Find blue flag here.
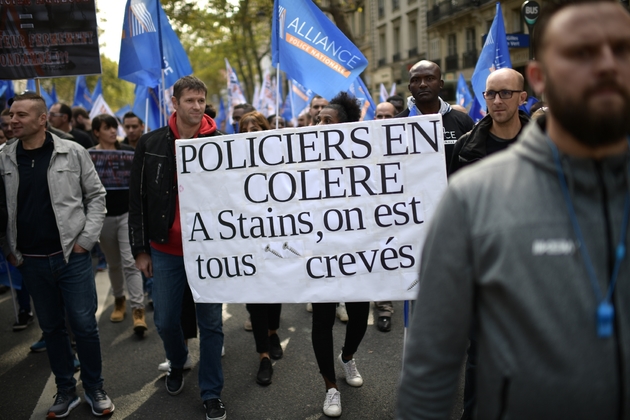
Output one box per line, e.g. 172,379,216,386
214,97,226,129
0,252,22,290
119,0,193,87
51,84,58,104
0,80,15,102
289,78,314,118
471,3,511,111
26,80,36,92
91,78,103,104
73,76,93,110
272,0,368,100
469,97,486,123
347,77,376,121
519,96,539,116
456,73,473,108
40,88,54,109
132,84,164,130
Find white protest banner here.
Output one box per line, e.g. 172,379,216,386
176,115,447,303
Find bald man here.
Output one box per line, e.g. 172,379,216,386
449,68,530,175
401,60,474,168
375,102,397,119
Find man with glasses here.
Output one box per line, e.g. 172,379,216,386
449,68,529,175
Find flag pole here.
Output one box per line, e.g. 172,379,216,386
156,0,166,128
275,64,280,129
145,97,149,134
288,79,295,127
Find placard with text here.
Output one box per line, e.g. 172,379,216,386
176,115,447,303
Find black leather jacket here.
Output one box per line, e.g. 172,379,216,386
128,125,221,257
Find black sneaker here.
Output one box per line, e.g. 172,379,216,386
256,357,273,386
166,367,184,395
269,333,283,360
84,388,114,416
13,311,33,331
47,390,80,418
204,398,226,420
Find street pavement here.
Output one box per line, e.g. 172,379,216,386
0,271,463,419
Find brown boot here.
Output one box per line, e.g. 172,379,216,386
110,296,126,322
133,308,148,336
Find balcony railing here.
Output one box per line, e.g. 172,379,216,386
427,0,494,26
408,47,418,57
445,54,459,71
378,58,387,67
463,50,477,68
392,52,401,62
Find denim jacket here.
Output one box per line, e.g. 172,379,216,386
0,133,106,264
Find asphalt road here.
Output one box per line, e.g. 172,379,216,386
0,271,463,420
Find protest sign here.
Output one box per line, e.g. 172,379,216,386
0,0,101,79
89,150,135,190
176,115,447,303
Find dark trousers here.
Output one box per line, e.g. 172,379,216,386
246,303,281,354
181,282,197,340
311,302,369,384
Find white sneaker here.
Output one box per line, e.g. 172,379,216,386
157,353,193,372
336,303,348,322
337,353,363,387
322,388,341,417
306,303,313,312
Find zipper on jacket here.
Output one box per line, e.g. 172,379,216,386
594,161,624,419
496,376,511,420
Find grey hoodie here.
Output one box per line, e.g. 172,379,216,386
397,118,630,419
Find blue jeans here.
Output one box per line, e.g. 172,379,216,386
19,251,103,392
151,248,224,400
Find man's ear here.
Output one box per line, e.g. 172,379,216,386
526,61,545,97
519,90,528,105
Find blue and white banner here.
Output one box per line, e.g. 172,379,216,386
456,73,473,108
225,59,248,127
272,0,368,100
73,75,93,110
348,77,376,121
119,0,192,87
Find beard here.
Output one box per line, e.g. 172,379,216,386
545,77,630,148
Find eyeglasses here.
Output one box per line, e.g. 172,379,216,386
483,90,523,100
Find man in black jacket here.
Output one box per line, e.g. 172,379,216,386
128,76,227,420
398,60,474,168
449,68,530,176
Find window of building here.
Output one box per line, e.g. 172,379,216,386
359,8,366,35
429,38,441,60
379,28,387,64
512,8,523,33
393,0,400,11
447,33,457,56
465,27,476,52
378,0,385,19
408,17,418,52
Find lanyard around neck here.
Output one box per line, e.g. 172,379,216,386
546,137,630,338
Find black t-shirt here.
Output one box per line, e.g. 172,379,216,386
70,128,95,149
16,133,62,255
486,132,517,156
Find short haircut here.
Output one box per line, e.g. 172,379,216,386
92,114,119,132
56,103,72,120
123,111,144,125
310,95,324,106
173,75,207,100
72,106,89,119
533,0,617,59
387,95,404,103
1,108,10,117
12,92,47,116
324,91,362,123
239,111,271,133
204,104,216,118
267,114,285,124
234,103,255,114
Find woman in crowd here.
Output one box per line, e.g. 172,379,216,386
90,115,147,334
311,92,369,418
239,111,284,386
